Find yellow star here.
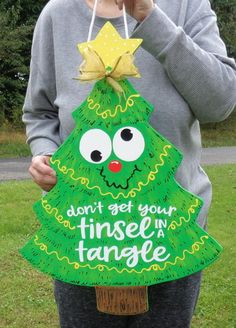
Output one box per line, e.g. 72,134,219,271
78,22,142,70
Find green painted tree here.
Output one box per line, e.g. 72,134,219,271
20,75,222,286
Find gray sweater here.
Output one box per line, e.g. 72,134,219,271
22,0,236,227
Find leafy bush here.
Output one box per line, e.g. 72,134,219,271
0,0,48,128
211,0,236,58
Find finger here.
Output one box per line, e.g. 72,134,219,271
43,156,52,166
29,166,57,186
40,183,56,192
31,156,56,177
115,0,124,10
30,171,57,187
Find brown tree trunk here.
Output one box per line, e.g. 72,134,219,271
95,286,148,315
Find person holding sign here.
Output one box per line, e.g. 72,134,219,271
22,0,236,327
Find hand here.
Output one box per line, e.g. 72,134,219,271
115,0,155,22
29,155,57,192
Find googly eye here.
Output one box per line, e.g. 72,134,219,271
79,129,112,164
113,127,145,162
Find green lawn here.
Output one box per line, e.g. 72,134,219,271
0,128,30,158
201,109,236,148
0,165,235,327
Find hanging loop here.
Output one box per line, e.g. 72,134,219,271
123,4,129,39
87,0,129,42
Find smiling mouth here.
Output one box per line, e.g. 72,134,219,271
99,165,141,190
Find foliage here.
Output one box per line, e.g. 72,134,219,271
211,0,236,58
0,0,48,127
201,1,236,133
0,7,29,126
0,0,49,25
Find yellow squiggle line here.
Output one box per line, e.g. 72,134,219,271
34,235,79,269
129,145,171,195
50,145,171,200
153,235,208,272
41,199,76,230
168,199,200,230
34,235,209,274
87,94,140,119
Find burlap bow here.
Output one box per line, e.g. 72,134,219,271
75,45,140,95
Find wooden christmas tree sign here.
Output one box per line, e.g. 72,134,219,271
20,22,222,315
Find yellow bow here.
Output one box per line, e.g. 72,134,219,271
75,45,140,95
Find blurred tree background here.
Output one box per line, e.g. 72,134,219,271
0,0,235,128
0,0,48,127
211,0,236,58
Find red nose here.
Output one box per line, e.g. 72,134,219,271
108,160,122,173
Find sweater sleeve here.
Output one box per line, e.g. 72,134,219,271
131,0,236,123
22,8,60,157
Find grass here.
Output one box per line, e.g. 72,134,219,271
201,109,236,148
191,165,236,327
0,110,235,158
0,127,30,158
0,182,58,328
0,164,235,327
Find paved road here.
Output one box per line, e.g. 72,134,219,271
201,146,236,165
0,157,31,181
0,147,236,182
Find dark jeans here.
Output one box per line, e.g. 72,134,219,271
54,271,202,328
